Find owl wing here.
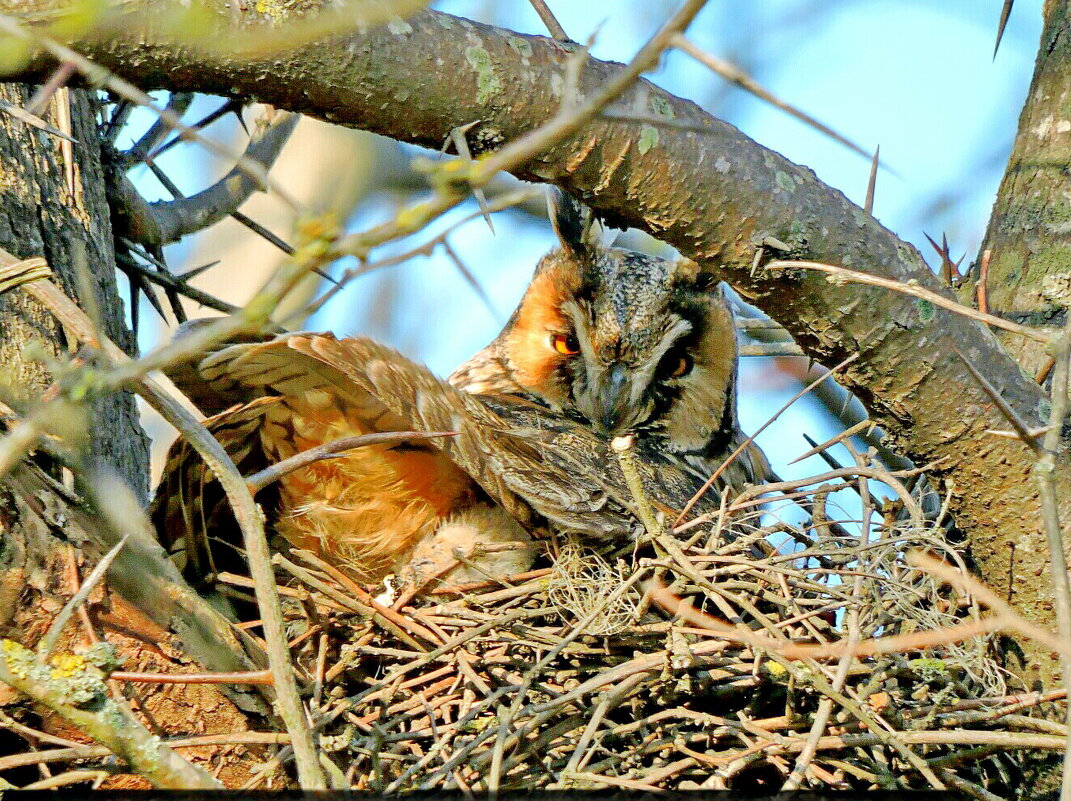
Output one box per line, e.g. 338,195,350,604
155,332,726,570
209,333,645,537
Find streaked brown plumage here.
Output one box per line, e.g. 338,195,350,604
152,192,767,588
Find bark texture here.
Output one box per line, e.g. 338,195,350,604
2,5,1069,683
0,83,147,493
972,0,1071,375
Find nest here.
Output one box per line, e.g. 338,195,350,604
235,458,1061,796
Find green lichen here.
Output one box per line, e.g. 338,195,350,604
464,46,502,105
775,170,795,194
908,657,950,680
649,94,675,119
637,125,659,154
992,248,1023,286
916,297,935,323
507,35,533,60
1025,243,1071,284
386,17,413,35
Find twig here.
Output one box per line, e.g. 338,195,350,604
673,33,873,164
473,0,711,182
674,353,860,526
245,431,457,493
38,536,128,659
527,0,569,40
0,14,301,210
765,259,1050,343
109,670,274,685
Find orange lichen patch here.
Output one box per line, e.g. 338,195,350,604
504,254,581,406
261,396,476,580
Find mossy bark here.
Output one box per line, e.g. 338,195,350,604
969,1,1071,376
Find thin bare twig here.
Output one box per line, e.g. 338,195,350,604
765,259,1049,343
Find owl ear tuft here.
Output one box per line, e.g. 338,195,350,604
548,188,600,259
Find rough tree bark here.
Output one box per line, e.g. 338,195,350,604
1,3,1068,687
0,83,145,489
973,0,1071,376
0,85,276,788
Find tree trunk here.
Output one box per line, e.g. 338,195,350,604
0,84,277,788
971,1,1071,376
0,83,147,490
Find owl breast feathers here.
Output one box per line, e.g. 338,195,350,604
152,192,768,588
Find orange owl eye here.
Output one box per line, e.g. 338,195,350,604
668,354,693,378
552,333,580,355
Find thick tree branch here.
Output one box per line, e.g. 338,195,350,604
3,3,1068,683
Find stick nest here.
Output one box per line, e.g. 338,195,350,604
258,463,1062,795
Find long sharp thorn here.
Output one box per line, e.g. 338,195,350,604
443,240,498,320
129,277,141,337
0,98,76,142
801,433,846,472
993,0,1014,59
178,260,222,281
451,123,494,234
952,344,1042,453
864,145,879,215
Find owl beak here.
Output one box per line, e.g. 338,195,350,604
591,362,633,435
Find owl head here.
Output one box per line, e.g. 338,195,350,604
499,190,741,458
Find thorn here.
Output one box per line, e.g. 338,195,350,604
800,432,846,472
924,231,964,285
0,98,76,142
761,235,792,253
952,344,1042,454
129,277,141,337
24,61,77,117
673,33,882,168
230,102,250,136
993,0,1014,60
790,419,875,465
450,122,495,235
864,145,879,215
178,260,222,281
140,274,169,320
230,211,295,256
442,239,498,321
149,99,243,161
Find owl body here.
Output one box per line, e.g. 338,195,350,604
153,192,767,587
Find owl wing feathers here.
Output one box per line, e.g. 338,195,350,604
152,395,282,579
158,332,729,567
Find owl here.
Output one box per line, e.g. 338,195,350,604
152,192,767,589
452,191,768,492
